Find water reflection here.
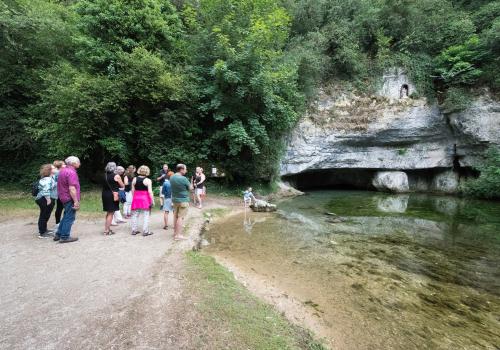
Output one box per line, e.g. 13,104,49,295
243,207,254,234
375,195,409,213
206,191,500,349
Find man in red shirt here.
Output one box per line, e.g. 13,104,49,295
55,156,81,243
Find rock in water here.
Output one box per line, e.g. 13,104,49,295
372,171,409,193
431,170,459,194
250,200,277,212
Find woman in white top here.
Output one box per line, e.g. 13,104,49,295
193,167,206,209
35,164,58,238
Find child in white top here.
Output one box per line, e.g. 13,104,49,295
243,187,256,207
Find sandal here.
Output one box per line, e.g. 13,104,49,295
109,230,116,235
163,225,168,230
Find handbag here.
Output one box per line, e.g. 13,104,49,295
119,190,126,203
105,174,119,202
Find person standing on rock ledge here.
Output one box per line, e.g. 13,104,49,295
170,164,193,241
54,156,81,243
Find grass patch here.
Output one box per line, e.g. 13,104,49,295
0,187,103,220
206,179,278,198
185,252,326,350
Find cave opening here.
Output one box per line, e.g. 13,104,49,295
282,169,377,191
282,167,472,192
400,84,409,98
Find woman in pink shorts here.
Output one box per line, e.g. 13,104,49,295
131,165,155,236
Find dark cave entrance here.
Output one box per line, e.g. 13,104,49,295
281,167,474,192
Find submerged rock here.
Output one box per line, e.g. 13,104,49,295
326,217,345,223
250,200,277,212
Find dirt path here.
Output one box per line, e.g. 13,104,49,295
0,198,236,350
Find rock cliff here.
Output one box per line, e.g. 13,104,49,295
280,72,500,193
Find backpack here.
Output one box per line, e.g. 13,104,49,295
31,180,40,197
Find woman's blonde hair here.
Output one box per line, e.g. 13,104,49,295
40,164,52,178
53,160,65,169
137,165,150,176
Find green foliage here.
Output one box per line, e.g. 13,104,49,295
440,86,473,113
188,0,303,179
1,0,499,184
463,147,500,199
0,0,76,167
286,0,497,95
73,0,182,70
435,36,485,86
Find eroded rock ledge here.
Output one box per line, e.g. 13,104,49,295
280,75,500,193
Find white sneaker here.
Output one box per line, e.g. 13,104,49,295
52,224,59,232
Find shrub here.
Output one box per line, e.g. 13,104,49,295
463,147,500,199
440,86,473,113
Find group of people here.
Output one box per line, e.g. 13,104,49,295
34,157,203,243
102,162,203,239
34,156,81,243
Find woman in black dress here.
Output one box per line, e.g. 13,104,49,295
102,162,125,235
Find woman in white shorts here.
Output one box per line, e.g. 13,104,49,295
193,167,206,209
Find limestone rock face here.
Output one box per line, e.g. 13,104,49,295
431,170,459,194
448,94,500,167
280,90,453,175
372,171,409,193
280,77,500,194
377,68,416,100
267,181,304,201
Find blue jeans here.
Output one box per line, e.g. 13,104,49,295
57,201,76,239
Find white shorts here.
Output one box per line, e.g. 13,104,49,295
195,188,204,195
162,198,173,212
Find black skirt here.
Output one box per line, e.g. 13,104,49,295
102,190,119,212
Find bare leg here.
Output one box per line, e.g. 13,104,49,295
104,212,113,233
174,216,186,239
131,210,139,233
163,211,169,228
196,192,202,209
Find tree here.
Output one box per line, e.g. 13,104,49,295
187,0,304,179
0,0,76,181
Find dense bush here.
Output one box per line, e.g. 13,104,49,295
1,0,499,184
462,148,500,199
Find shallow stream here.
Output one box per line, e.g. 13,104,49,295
205,191,500,349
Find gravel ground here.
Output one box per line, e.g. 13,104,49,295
0,203,215,350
